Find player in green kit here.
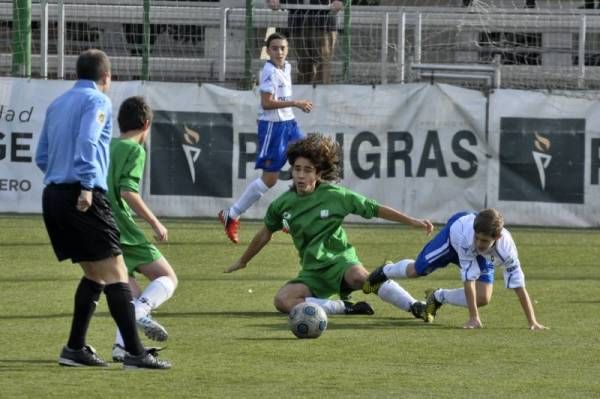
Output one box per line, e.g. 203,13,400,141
225,134,434,318
107,97,178,361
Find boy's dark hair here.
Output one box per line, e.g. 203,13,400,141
265,32,288,48
474,208,504,238
287,133,341,183
118,96,153,133
76,49,111,82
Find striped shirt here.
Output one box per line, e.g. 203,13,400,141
449,213,524,288
258,61,295,122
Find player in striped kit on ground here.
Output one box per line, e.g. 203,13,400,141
363,209,548,330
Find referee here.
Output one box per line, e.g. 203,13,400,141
35,49,170,369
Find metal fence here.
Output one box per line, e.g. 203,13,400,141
4,1,600,89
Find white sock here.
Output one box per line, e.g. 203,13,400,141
230,178,269,219
383,259,413,278
134,276,176,320
377,280,416,312
114,329,124,347
305,297,346,315
437,288,468,307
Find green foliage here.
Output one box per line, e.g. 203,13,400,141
0,215,599,398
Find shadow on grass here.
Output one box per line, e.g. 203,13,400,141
0,275,287,283
326,321,447,330
236,337,298,341
178,275,287,282
0,312,111,320
158,310,283,318
0,359,57,365
246,317,454,331
156,311,453,331
0,242,51,247
152,240,298,246
0,276,80,283
0,359,124,372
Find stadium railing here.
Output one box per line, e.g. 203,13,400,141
3,0,600,89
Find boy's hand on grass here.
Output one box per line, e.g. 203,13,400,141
463,318,483,329
225,260,247,273
529,321,548,331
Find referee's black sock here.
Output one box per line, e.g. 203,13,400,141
104,282,145,356
67,277,103,350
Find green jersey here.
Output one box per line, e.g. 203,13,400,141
264,183,380,271
107,138,148,247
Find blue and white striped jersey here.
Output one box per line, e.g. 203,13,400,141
449,213,525,288
258,61,295,122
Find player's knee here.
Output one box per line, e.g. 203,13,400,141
407,264,420,278
477,296,491,307
261,174,278,188
167,273,178,289
344,267,368,289
273,294,290,313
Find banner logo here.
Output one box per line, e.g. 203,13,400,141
499,118,585,204
150,111,233,197
531,132,552,190
182,126,202,183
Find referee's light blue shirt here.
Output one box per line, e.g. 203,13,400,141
35,80,113,191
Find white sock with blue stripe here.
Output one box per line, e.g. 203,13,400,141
230,178,269,219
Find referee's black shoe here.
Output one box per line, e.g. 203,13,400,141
123,348,171,370
58,345,108,367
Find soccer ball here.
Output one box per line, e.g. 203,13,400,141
288,302,328,339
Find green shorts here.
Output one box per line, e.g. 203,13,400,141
121,242,163,275
288,260,358,299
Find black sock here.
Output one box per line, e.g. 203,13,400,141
67,277,103,350
104,282,144,356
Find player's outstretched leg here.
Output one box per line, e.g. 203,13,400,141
58,345,107,367
136,315,169,342
424,288,443,323
218,209,240,244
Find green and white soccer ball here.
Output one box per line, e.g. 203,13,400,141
288,302,328,339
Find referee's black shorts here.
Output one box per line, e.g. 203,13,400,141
42,183,122,263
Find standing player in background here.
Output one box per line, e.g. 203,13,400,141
225,134,434,319
219,32,313,244
107,96,178,362
35,49,170,369
363,209,547,330
267,0,343,84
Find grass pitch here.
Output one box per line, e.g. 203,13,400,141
0,214,599,398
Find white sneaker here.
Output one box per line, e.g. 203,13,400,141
112,343,127,363
136,315,168,342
